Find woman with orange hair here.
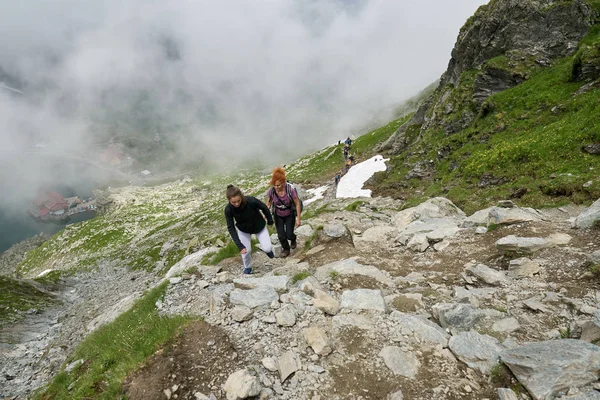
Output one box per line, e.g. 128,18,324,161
266,167,301,258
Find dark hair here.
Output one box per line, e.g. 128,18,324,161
226,185,246,206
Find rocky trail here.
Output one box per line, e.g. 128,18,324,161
2,195,600,400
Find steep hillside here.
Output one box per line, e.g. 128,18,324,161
373,0,600,214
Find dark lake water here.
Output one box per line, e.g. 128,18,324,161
0,153,109,254
0,208,97,253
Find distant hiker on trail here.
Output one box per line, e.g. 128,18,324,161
266,167,302,258
346,158,352,171
334,171,341,186
224,184,274,274
344,136,352,148
343,145,349,160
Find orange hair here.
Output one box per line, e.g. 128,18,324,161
270,167,287,186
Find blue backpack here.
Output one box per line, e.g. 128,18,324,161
268,183,304,216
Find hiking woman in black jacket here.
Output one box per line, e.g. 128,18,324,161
224,185,274,274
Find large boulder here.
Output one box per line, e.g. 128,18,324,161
500,339,600,400
392,197,466,230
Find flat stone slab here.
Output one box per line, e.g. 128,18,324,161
229,287,279,309
390,311,450,347
233,275,290,291
464,263,508,286
340,289,387,312
315,259,394,286
449,330,503,374
379,346,420,378
496,235,548,254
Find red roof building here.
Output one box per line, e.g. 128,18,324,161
32,191,68,216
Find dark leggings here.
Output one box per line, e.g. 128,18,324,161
275,214,296,250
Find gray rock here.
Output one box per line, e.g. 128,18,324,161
496,235,549,255
312,289,340,316
332,314,374,330
314,259,394,287
295,224,314,237
379,346,420,378
229,287,279,309
448,330,503,374
500,339,600,400
231,306,254,322
304,327,332,356
589,250,600,264
432,303,484,331
223,369,262,400
340,289,387,312
574,198,600,229
279,351,301,382
261,357,279,372
233,276,290,292
407,234,429,252
390,311,450,347
580,311,600,344
492,317,520,334
392,197,466,230
323,222,347,238
508,257,542,278
387,390,404,400
275,305,297,327
464,263,508,286
497,388,519,400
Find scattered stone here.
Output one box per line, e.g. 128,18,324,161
229,287,279,309
312,290,340,316
379,346,420,378
448,330,503,374
233,276,290,292
496,235,548,255
261,357,279,372
508,257,541,278
223,369,262,400
323,222,347,238
492,317,520,333
278,351,301,382
464,263,508,286
340,289,387,312
304,327,332,356
390,311,450,347
497,388,519,400
231,306,254,322
275,305,297,327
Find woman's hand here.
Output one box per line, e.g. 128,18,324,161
240,248,247,254
295,215,301,227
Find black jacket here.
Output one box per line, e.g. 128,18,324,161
224,196,273,250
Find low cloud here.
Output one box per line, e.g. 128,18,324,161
0,0,488,208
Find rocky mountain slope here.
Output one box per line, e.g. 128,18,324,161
3,0,600,399
2,181,600,399
374,0,600,212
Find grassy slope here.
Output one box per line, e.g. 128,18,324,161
36,283,188,400
374,24,600,214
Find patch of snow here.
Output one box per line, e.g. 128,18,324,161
336,155,388,199
305,185,329,205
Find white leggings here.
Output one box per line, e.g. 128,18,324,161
238,226,273,269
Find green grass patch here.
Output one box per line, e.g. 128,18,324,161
0,276,57,327
345,200,365,212
203,241,240,265
35,282,189,400
291,271,313,284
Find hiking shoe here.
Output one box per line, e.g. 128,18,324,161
280,249,290,258
266,250,275,259
290,239,297,250
243,268,252,275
